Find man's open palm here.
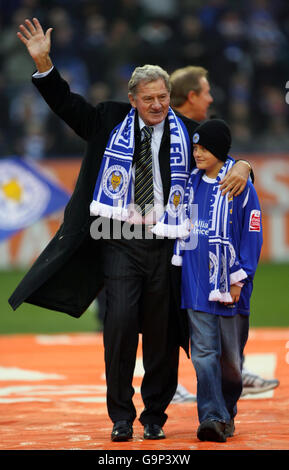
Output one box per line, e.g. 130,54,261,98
17,18,52,61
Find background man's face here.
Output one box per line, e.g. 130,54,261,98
128,78,170,126
192,77,213,121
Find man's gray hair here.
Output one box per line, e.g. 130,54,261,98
128,64,171,96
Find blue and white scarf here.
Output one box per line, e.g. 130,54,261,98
172,157,247,303
90,107,190,224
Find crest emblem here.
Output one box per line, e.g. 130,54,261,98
0,161,50,230
110,171,122,191
102,165,128,199
167,185,184,217
193,133,200,143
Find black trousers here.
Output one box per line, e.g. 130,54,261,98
102,235,179,426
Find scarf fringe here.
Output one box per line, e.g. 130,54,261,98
90,200,129,221
209,290,233,302
90,107,190,227
171,254,183,266
152,218,190,239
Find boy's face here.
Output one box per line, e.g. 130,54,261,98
193,144,223,176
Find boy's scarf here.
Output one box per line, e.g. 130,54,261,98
172,157,247,303
90,107,190,222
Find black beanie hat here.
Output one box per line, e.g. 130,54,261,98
192,119,231,162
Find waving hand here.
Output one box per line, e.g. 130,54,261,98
17,18,53,72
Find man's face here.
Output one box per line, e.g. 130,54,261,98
191,77,213,122
128,78,170,126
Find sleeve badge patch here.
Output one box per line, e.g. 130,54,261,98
249,209,261,232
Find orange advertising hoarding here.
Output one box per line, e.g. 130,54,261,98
0,155,288,269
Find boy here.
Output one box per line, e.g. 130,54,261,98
172,119,263,442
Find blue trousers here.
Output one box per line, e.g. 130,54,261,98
188,309,249,424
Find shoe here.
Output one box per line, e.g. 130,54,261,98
111,420,133,442
224,419,235,438
241,368,280,396
197,420,227,442
143,424,165,440
171,384,197,403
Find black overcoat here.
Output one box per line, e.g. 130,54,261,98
8,68,198,355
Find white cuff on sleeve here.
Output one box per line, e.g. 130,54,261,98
33,66,54,78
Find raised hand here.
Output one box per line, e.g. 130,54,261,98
17,18,53,72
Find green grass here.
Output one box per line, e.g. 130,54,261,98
0,262,288,334
250,261,289,327
0,270,102,334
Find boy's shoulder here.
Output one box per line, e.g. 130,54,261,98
234,179,259,208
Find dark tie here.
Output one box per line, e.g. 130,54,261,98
135,125,154,215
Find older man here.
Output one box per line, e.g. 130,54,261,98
9,19,251,441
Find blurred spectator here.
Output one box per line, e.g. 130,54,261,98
0,73,11,155
138,0,177,20
106,18,138,89
248,6,289,87
45,114,86,158
111,0,147,31
175,15,209,70
88,81,111,106
206,10,250,117
136,17,175,70
21,121,47,160
197,0,228,30
80,14,109,83
0,7,35,88
1,0,289,157
7,84,49,157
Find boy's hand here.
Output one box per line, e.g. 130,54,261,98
219,160,251,198
222,284,242,305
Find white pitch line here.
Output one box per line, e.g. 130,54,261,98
0,366,65,381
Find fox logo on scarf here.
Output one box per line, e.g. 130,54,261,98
172,157,248,302
90,107,190,224
110,171,122,191
167,186,184,217
172,192,181,208
102,165,129,200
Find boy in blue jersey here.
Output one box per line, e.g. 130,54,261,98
172,119,263,443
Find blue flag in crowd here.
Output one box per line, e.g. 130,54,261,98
0,157,70,242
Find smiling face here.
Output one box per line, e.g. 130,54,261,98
193,144,224,178
128,78,170,126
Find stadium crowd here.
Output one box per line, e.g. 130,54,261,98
1,0,289,159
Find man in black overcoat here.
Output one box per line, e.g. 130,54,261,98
10,18,251,441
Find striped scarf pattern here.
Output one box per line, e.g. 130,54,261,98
172,157,247,303
90,107,190,224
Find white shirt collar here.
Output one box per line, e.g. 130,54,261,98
138,116,165,136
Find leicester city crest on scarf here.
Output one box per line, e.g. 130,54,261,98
172,157,248,303
90,107,190,226
102,165,129,200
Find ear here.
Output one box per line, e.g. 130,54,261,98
128,93,136,108
187,90,197,104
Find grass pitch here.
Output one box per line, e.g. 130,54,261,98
0,262,288,334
